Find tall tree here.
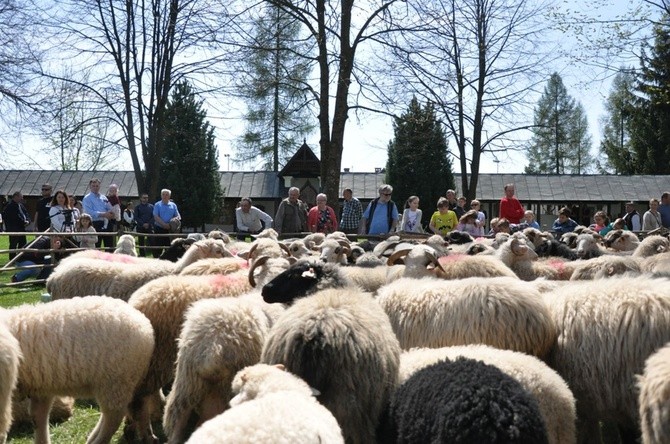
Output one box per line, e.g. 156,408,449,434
627,14,670,174
160,81,223,230
236,4,315,171
597,69,637,174
386,97,455,226
525,73,592,174
266,0,404,210
386,0,553,201
41,0,233,197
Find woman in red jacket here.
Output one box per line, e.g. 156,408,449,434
307,193,338,234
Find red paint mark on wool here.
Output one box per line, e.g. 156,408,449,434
208,274,242,292
439,254,467,264
92,251,141,263
547,259,565,272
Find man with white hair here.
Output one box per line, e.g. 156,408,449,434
153,189,181,257
359,184,399,235
274,187,308,235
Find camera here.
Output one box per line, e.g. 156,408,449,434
60,209,75,224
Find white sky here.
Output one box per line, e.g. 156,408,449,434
2,0,653,175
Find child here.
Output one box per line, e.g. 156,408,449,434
600,217,628,236
429,197,458,236
398,196,424,233
521,210,540,229
74,213,98,249
589,211,609,234
552,207,579,237
456,210,484,236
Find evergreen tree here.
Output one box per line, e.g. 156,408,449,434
525,73,593,174
597,69,636,174
386,97,455,227
160,81,224,230
236,4,315,171
627,15,670,174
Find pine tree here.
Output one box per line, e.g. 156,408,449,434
160,81,223,230
525,73,593,174
597,69,636,174
236,4,315,171
386,97,455,227
628,15,670,174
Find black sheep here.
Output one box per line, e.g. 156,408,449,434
261,259,348,304
381,358,548,444
535,239,578,261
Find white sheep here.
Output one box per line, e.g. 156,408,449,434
495,233,540,281
544,277,670,442
125,256,291,443
178,257,248,276
641,251,670,277
261,288,401,444
638,342,670,444
569,254,641,280
184,364,344,444
47,238,229,301
633,234,670,258
434,253,518,279
399,345,576,444
318,239,350,265
603,229,640,252
113,233,138,256
0,317,20,444
163,295,284,443
376,276,556,358
3,296,154,444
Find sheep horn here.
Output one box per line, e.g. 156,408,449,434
247,243,258,262
248,255,271,287
279,242,291,257
387,249,411,266
425,251,446,273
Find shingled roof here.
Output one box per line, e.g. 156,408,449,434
1,170,669,203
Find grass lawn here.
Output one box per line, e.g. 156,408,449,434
0,235,132,443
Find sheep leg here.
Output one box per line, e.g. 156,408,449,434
127,394,159,444
86,408,124,444
196,392,226,427
30,396,54,444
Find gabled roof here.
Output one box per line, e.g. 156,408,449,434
1,170,668,203
278,142,320,177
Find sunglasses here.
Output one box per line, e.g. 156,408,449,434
382,193,392,196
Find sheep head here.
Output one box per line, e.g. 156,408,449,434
261,260,345,304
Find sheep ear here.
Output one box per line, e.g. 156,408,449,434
274,363,286,371
301,267,317,279
229,392,248,407
310,386,321,397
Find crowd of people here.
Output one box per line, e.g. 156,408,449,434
1,180,182,282
258,183,670,240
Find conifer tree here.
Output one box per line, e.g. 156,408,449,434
160,81,223,230
627,15,670,174
386,97,455,227
525,73,593,174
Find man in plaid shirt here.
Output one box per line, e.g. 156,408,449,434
339,188,362,235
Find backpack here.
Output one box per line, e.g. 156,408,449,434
365,198,395,234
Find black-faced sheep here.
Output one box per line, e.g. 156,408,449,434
376,276,556,358
380,357,548,443
544,277,670,443
638,342,670,444
184,364,343,444
535,238,578,261
4,297,154,444
0,319,20,444
163,295,284,443
261,288,401,444
398,345,576,444
261,259,349,304
575,233,606,259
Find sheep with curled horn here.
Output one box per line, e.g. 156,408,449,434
317,238,351,265
238,237,291,263
386,245,446,279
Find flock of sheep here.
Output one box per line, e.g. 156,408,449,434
0,224,670,443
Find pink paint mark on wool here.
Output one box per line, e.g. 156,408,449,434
439,254,467,264
92,251,141,263
208,274,243,292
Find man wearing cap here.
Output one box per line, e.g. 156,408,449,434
623,201,641,231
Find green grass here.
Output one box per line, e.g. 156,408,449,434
0,235,134,443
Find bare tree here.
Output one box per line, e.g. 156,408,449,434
38,0,236,196
385,0,554,200
265,0,408,209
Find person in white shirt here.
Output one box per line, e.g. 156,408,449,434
398,196,423,233
235,197,273,236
